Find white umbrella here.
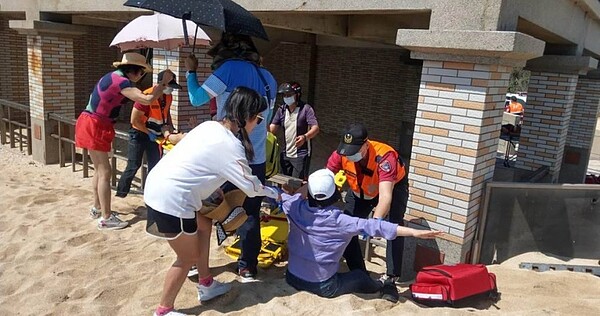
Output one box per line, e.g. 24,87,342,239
110,13,211,51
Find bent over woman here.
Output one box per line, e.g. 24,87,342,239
143,87,280,316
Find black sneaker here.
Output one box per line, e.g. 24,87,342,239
238,268,258,283
381,278,399,303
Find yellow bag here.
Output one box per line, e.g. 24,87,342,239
266,132,281,179
224,211,288,268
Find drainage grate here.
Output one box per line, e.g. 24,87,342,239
519,262,600,277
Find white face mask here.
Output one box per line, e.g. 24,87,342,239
283,96,296,106
163,87,174,95
346,151,363,162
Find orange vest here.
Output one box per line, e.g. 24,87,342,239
340,140,406,199
507,101,523,113
135,87,172,133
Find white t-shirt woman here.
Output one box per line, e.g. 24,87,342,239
144,87,279,316
144,120,278,219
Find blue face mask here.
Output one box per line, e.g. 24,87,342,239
346,151,363,162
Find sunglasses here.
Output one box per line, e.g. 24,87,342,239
256,114,264,125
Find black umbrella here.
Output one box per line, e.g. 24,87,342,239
123,0,269,41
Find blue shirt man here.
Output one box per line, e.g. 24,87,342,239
185,33,278,281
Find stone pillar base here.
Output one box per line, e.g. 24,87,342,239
31,117,59,164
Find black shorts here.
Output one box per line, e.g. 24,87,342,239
146,204,198,240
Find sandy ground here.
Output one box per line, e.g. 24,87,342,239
1,144,600,316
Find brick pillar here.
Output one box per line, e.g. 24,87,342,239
514,72,578,181
519,56,598,182
567,77,600,149
562,76,600,182
408,60,511,264
0,17,29,105
152,46,212,132
27,34,76,163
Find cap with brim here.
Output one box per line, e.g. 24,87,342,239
337,142,363,156
307,169,342,208
336,123,368,156
158,70,182,89
112,52,153,73
199,189,248,245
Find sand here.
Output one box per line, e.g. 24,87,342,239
1,144,599,316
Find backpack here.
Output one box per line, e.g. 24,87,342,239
410,263,499,306
266,131,280,179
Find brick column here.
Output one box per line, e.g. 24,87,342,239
562,76,600,182
408,60,511,264
0,17,29,105
27,34,76,163
567,77,600,148
518,56,598,182
152,46,212,132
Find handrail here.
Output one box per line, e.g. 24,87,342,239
0,98,32,155
46,112,148,191
0,99,30,112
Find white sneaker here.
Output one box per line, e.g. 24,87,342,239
97,213,128,230
90,207,101,219
187,266,198,277
153,311,187,316
197,280,231,302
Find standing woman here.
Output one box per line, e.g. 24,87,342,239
75,52,174,230
144,87,280,316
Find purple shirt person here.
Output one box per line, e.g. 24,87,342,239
281,169,442,300
269,82,319,180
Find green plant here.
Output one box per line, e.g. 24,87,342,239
507,68,530,93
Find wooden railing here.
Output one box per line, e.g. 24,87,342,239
47,113,89,175
0,99,32,155
46,113,148,190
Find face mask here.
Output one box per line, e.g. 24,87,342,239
346,151,363,162
163,87,174,95
283,96,295,105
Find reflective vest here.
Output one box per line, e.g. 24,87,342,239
135,87,172,135
507,101,523,113
340,140,406,199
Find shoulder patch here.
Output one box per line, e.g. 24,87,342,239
379,160,391,172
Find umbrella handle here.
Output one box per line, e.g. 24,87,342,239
182,12,191,47
193,25,199,54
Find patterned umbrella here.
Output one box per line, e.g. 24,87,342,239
123,0,269,41
110,13,211,51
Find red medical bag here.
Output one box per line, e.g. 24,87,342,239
410,264,499,305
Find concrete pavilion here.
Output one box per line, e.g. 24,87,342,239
1,0,600,276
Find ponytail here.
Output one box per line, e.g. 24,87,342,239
237,126,255,162
223,87,268,161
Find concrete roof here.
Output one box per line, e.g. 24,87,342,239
2,0,600,58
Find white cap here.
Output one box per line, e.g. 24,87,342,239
308,169,337,201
